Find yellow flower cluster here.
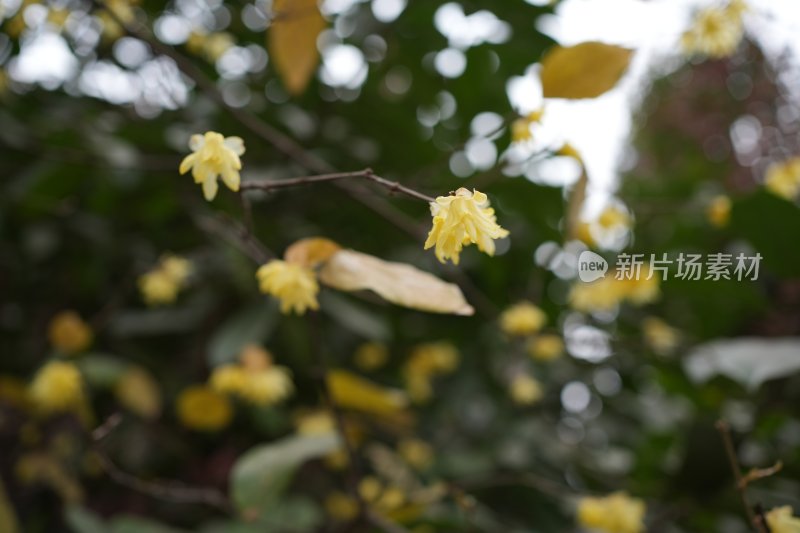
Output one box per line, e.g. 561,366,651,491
681,0,747,59
28,361,86,414
510,109,544,144
706,195,732,227
642,317,680,355
179,131,245,201
353,341,390,371
527,334,565,362
499,301,547,336
765,157,800,201
403,342,459,403
256,260,320,315
138,254,192,306
48,311,92,355
766,506,800,533
577,491,646,533
570,270,660,313
509,374,544,405
175,385,232,431
209,344,294,407
424,188,509,265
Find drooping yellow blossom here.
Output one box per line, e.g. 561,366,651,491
210,344,294,407
424,188,509,265
765,157,800,201
499,301,547,336
48,311,92,355
681,2,745,59
642,317,680,355
179,131,245,201
706,195,732,227
398,439,434,471
114,367,162,419
527,334,565,361
404,341,460,403
240,366,294,406
176,385,232,431
766,506,800,533
325,491,360,521
28,362,85,414
577,492,646,533
256,260,319,315
138,254,192,306
354,341,390,371
597,205,631,230
509,375,543,405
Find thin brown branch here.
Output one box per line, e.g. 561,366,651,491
194,213,272,265
716,419,766,533
741,461,783,489
240,168,435,203
91,414,230,512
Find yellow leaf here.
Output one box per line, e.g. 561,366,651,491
284,237,342,268
327,370,408,416
318,249,474,316
269,0,327,96
541,42,633,99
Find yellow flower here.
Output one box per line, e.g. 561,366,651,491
240,366,294,407
577,492,646,533
597,206,631,230
325,491,359,521
256,260,319,315
354,342,389,371
499,301,547,336
424,188,509,265
209,364,249,395
642,317,680,355
527,334,565,361
204,32,234,62
176,385,232,431
706,195,732,227
404,342,459,403
569,277,626,313
681,3,744,59
138,254,192,306
766,506,800,533
398,439,434,470
115,367,162,420
239,344,273,370
48,311,92,355
765,158,800,200
619,273,660,306
509,375,543,405
295,410,336,435
179,131,245,201
28,362,85,413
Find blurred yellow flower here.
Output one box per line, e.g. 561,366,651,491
328,370,408,416
509,375,543,405
209,364,249,395
176,385,232,431
114,367,162,420
499,301,547,336
765,157,800,201
179,131,245,201
295,410,336,435
398,439,434,470
28,362,85,414
681,2,745,59
570,271,660,313
577,492,646,533
186,31,234,62
706,195,732,227
511,109,544,143
241,366,294,406
424,188,509,265
527,334,565,361
325,491,359,521
354,341,389,371
256,259,319,315
597,205,631,230
209,351,294,408
766,506,800,533
160,254,192,282
619,273,661,306
139,254,192,306
642,317,680,355
48,311,92,355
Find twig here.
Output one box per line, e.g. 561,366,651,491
91,414,230,512
716,420,767,532
194,213,272,265
241,168,435,203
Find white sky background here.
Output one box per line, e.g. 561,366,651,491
4,0,800,209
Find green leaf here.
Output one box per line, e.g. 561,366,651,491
541,41,634,99
230,432,340,516
65,506,106,533
207,299,278,367
319,292,392,341
76,354,129,388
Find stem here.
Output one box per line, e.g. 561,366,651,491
716,419,766,532
240,168,435,203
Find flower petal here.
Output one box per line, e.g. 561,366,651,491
202,176,219,201
224,136,246,156
189,134,205,151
